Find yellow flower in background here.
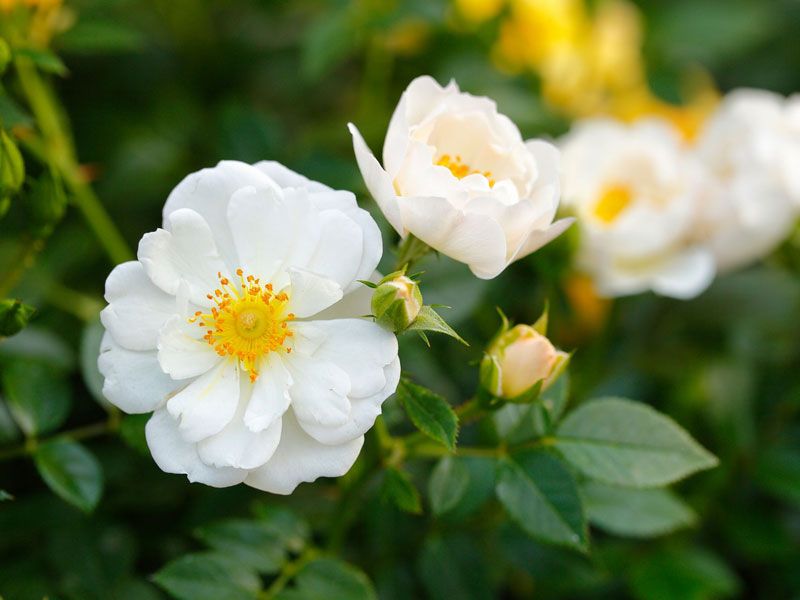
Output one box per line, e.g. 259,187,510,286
456,0,720,134
0,0,65,46
455,0,506,23
0,0,61,11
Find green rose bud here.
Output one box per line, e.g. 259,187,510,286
481,323,569,400
371,273,423,332
0,298,37,338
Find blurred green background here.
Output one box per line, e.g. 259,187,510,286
1,0,800,599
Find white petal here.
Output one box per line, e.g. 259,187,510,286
298,319,398,397
98,332,185,414
253,160,332,193
166,359,240,442
525,139,562,192
498,217,575,277
297,356,401,446
100,261,176,351
163,160,283,269
197,381,283,470
285,268,343,318
349,123,404,234
286,355,351,428
146,408,246,487
243,354,292,432
138,208,229,307
651,248,716,300
226,185,290,281
157,315,221,380
311,276,375,320
244,411,364,495
307,191,383,294
395,195,508,277
304,209,363,289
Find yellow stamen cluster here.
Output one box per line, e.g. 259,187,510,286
593,183,632,224
436,154,495,186
190,270,294,383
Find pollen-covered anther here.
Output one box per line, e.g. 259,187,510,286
189,270,294,382
436,154,495,186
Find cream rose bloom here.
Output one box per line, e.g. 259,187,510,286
98,161,400,493
560,118,715,299
349,75,573,279
693,89,800,271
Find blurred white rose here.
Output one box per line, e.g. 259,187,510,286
693,89,800,271
560,118,715,299
349,75,573,279
98,161,399,494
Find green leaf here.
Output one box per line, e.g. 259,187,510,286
0,299,36,337
428,455,470,516
0,326,75,369
194,519,285,574
554,398,718,488
15,47,68,76
153,552,261,600
397,379,458,452
2,358,71,436
276,557,377,600
0,395,21,444
406,306,468,345
251,505,310,554
628,546,740,600
582,482,697,538
33,439,103,513
380,467,422,514
495,450,588,552
0,489,12,501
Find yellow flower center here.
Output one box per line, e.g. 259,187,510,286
593,183,632,224
436,154,495,186
190,270,294,383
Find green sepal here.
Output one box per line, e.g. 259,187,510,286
406,305,468,346
0,298,37,337
532,300,549,336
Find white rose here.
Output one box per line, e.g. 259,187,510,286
560,118,715,299
98,161,400,494
693,89,800,271
349,75,573,279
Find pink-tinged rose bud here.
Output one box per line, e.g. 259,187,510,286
482,324,568,399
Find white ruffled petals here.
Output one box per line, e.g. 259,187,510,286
350,75,571,278
99,160,399,494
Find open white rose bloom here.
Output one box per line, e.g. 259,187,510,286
561,89,800,299
693,89,800,271
560,119,716,299
349,75,573,279
98,161,400,493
